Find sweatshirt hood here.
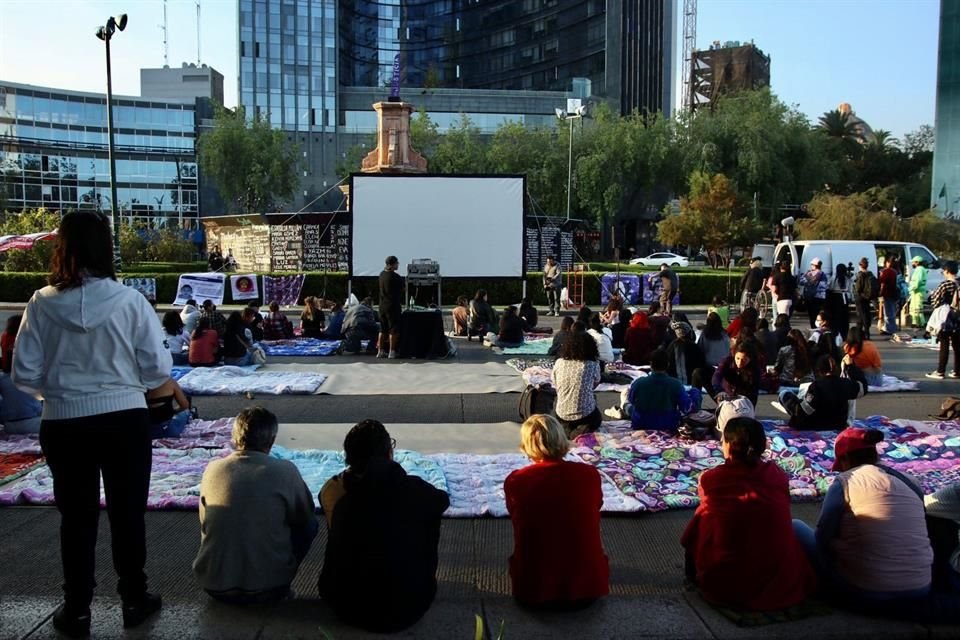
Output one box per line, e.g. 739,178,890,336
34,278,132,333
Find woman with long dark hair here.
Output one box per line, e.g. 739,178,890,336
774,329,813,386
12,211,171,635
551,331,602,438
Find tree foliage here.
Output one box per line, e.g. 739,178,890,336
197,106,300,213
0,208,61,271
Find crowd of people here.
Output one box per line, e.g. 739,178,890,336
4,217,960,634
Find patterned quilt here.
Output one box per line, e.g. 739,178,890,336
260,338,343,357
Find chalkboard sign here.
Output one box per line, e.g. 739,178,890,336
525,220,574,272
270,225,303,271
302,222,350,271
214,224,271,272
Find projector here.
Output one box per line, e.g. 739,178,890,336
406,258,440,285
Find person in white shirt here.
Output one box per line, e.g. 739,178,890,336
180,299,201,336
587,314,615,368
161,311,191,366
12,211,172,636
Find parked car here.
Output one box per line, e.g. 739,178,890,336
629,252,689,267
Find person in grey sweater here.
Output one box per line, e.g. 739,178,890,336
193,407,317,603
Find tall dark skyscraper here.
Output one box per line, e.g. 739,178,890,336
932,0,960,216
238,0,675,212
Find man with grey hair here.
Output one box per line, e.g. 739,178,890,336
193,406,317,603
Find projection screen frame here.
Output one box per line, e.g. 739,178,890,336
348,173,527,279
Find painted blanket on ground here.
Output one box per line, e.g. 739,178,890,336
0,453,44,487
153,418,235,450
177,366,327,395
0,447,229,509
261,338,342,357
171,365,260,382
270,445,448,501
426,452,642,517
0,433,40,455
571,416,960,512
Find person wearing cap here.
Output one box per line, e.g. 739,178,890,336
852,258,878,339
792,427,933,613
800,258,828,329
740,257,765,311
778,355,866,430
682,416,816,611
908,256,929,330
878,255,900,335
715,396,755,437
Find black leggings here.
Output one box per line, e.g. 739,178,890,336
558,407,602,438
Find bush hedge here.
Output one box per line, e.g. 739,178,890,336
0,270,747,307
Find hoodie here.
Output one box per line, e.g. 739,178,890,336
12,278,172,420
180,303,201,335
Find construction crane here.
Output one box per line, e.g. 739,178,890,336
681,0,697,112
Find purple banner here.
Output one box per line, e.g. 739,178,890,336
262,274,305,307
390,54,401,98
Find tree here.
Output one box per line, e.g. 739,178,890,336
657,172,764,257
902,124,934,158
197,105,299,213
0,208,61,271
486,121,565,216
430,114,488,173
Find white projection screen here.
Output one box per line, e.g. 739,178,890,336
350,174,525,277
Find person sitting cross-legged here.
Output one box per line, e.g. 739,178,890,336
607,349,693,432
318,420,450,633
193,407,318,604
551,330,602,438
682,416,816,611
505,414,609,610
778,355,867,431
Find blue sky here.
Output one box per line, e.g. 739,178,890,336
0,0,940,138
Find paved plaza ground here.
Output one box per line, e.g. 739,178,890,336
2,304,960,639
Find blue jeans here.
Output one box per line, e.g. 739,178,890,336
223,351,254,366
883,298,899,334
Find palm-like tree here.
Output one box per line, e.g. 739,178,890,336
818,109,860,141
870,129,899,150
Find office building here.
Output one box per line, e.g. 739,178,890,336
689,41,770,111
141,63,226,105
932,0,960,216
0,81,201,222
238,0,675,212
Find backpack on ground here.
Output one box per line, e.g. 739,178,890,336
678,410,717,441
518,384,557,421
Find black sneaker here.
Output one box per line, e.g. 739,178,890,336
52,603,91,638
122,592,162,628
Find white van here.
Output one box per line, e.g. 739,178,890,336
773,240,943,295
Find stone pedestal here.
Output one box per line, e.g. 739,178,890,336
361,101,428,174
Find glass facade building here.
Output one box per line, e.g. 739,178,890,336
0,82,200,221
932,0,960,217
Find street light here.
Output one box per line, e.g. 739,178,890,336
556,104,587,221
96,13,127,270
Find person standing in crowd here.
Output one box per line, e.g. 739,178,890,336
319,420,449,633
12,211,172,635
852,258,877,340
505,414,609,610
682,417,815,611
543,255,561,317
551,331,602,438
659,263,678,316
826,263,852,342
377,256,404,359
879,256,900,335
193,407,317,604
908,256,928,330
792,428,934,615
740,257,764,310
926,260,960,380
772,261,797,317
800,258,828,329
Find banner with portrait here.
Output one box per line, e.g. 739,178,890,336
230,274,259,301
173,273,226,306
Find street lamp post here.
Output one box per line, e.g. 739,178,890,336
555,105,586,221
96,13,127,270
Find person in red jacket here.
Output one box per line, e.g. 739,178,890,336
504,414,609,609
681,416,816,611
879,255,900,335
